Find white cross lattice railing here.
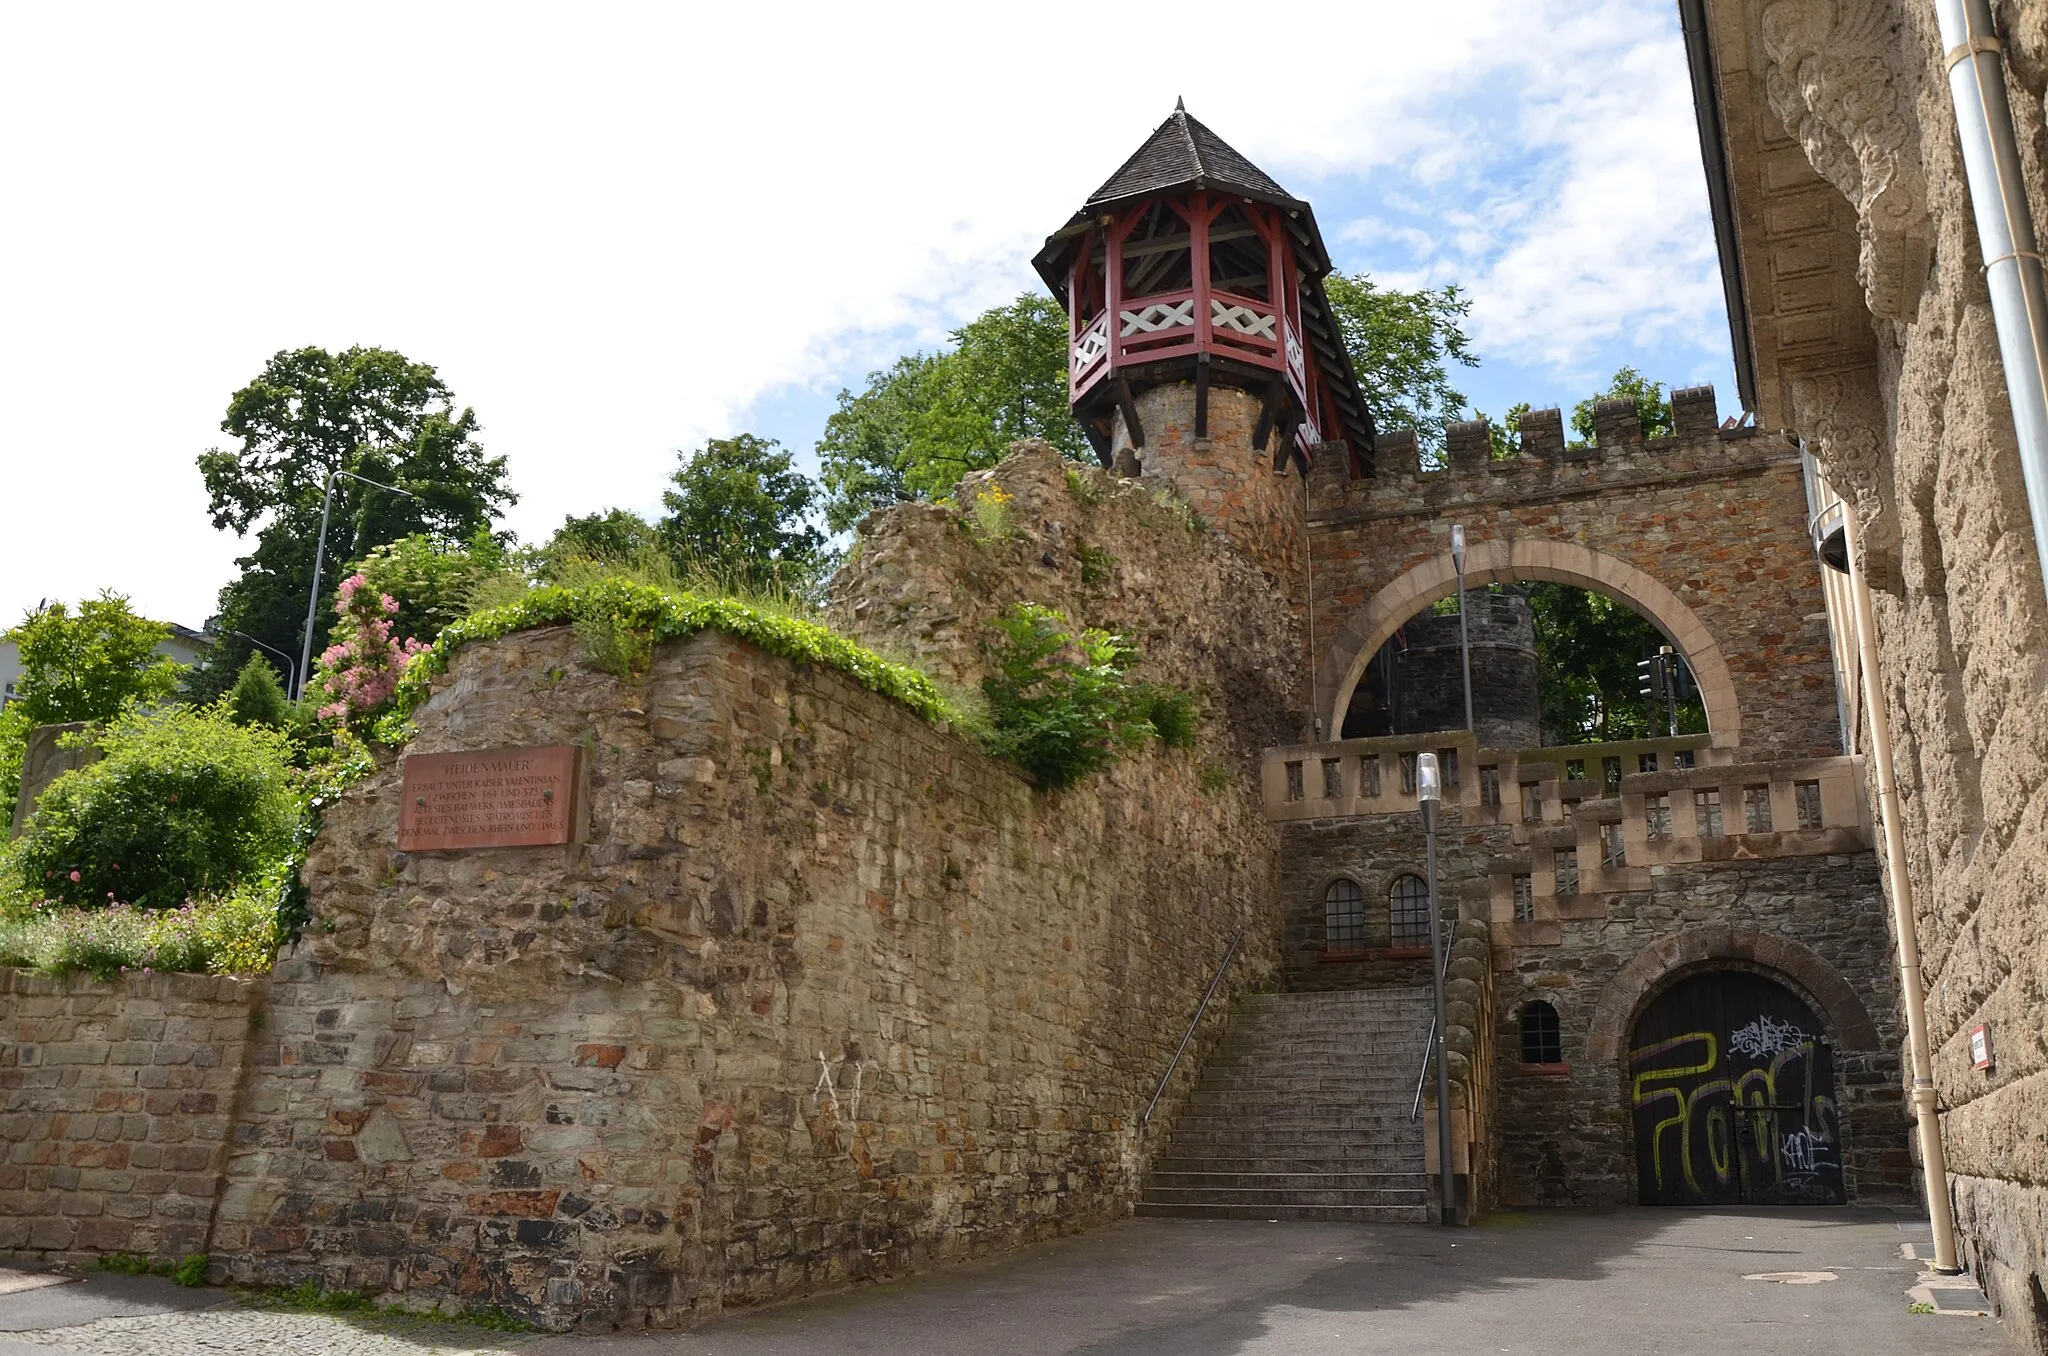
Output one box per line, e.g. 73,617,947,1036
1119,299,1195,335
1285,319,1306,386
1071,313,1110,371
1211,299,1278,339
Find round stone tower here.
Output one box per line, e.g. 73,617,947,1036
1342,587,1544,748
1032,102,1376,598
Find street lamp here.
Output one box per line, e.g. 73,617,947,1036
1416,750,1456,1226
295,470,417,702
1451,525,1473,735
206,625,299,699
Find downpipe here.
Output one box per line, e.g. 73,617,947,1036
1842,506,1962,1273
1937,0,2048,607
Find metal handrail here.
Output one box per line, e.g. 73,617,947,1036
1411,922,1456,1121
1140,928,1245,1131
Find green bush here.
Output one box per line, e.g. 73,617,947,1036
223,653,297,730
12,707,299,909
0,885,280,979
980,604,1198,790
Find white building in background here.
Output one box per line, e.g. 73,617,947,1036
0,622,211,707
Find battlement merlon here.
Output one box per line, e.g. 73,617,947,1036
1327,383,1750,480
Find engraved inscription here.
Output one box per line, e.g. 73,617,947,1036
398,745,580,851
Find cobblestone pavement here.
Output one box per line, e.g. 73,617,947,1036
4,1307,540,1355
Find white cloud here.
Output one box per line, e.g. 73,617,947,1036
0,0,1724,628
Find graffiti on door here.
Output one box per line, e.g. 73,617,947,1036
1628,971,1844,1206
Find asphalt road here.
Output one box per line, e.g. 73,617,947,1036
535,1208,2006,1356
0,1208,2007,1354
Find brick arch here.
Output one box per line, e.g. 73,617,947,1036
1584,924,1882,1063
1316,537,1741,747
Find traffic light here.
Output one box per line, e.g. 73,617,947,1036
1637,654,1669,702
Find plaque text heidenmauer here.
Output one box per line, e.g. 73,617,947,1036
397,745,581,851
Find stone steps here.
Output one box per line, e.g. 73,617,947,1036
1137,987,1434,1222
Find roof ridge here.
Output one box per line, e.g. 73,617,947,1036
1177,103,1204,182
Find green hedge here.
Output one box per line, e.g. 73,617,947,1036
378,580,958,742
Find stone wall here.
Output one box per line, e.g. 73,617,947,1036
1700,0,2048,1342
1486,853,1907,1207
0,967,262,1266
1305,397,1844,760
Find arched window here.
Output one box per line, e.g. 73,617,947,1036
1389,874,1431,948
1324,878,1366,950
1521,1001,1563,1064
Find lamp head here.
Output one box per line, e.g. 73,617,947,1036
1416,751,1442,803
1451,524,1466,572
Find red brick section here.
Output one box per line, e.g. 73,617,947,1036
0,967,263,1267
1305,417,1843,759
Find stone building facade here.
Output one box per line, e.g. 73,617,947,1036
1688,0,2048,1344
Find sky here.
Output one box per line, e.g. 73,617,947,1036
0,1,1737,631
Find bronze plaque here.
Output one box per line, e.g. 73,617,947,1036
398,745,582,851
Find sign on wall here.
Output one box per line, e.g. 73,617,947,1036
397,745,583,851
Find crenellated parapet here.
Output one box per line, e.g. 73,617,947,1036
1309,383,1776,515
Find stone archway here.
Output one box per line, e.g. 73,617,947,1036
1585,923,1881,1065
1316,537,1743,748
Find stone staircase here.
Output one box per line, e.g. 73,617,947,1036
1137,988,1434,1222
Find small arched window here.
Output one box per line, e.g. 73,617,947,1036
1389,874,1431,948
1521,1001,1563,1064
1324,878,1366,950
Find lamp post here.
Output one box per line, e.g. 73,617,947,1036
295,470,416,702
212,627,298,700
1451,525,1473,735
1416,750,1456,1226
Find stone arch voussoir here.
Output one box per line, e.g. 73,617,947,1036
1585,924,1881,1064
1316,538,1741,747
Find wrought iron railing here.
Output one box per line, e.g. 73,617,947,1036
1140,928,1245,1132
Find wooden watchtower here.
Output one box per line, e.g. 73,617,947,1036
1033,101,1375,481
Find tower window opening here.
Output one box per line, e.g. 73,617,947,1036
1744,785,1772,833
1119,200,1193,298
1390,874,1431,948
1602,821,1627,867
1555,848,1580,895
1513,874,1534,922
1520,1001,1563,1064
1695,788,1723,838
1285,761,1304,801
1795,780,1823,829
1480,765,1501,807
1205,203,1270,301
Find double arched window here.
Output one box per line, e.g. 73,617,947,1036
1389,874,1431,948
1324,878,1366,949
1521,1001,1563,1064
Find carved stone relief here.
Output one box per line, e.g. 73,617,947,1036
1760,0,1931,322
1790,370,1904,591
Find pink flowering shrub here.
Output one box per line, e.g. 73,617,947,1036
311,574,430,728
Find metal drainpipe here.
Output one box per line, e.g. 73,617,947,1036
1937,0,2048,607
1841,504,1962,1274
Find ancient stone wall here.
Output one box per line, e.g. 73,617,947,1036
828,440,1306,760
1705,0,2048,1339
1485,853,1908,1207
0,967,262,1266
1305,399,1843,760
1105,384,1309,623
192,439,1300,1330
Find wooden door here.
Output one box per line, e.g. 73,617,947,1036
1629,970,1844,1206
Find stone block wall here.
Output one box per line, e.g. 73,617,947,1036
1305,400,1843,760
0,968,262,1265
1487,853,1907,1206
211,616,1280,1331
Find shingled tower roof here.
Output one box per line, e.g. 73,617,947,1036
1082,99,1302,214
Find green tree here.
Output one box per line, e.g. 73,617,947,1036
0,593,184,838
661,435,824,586
542,509,662,570
192,346,516,698
1571,365,1674,444
818,294,1089,530
4,594,182,727
1524,583,1705,744
222,652,296,731
1322,273,1480,462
